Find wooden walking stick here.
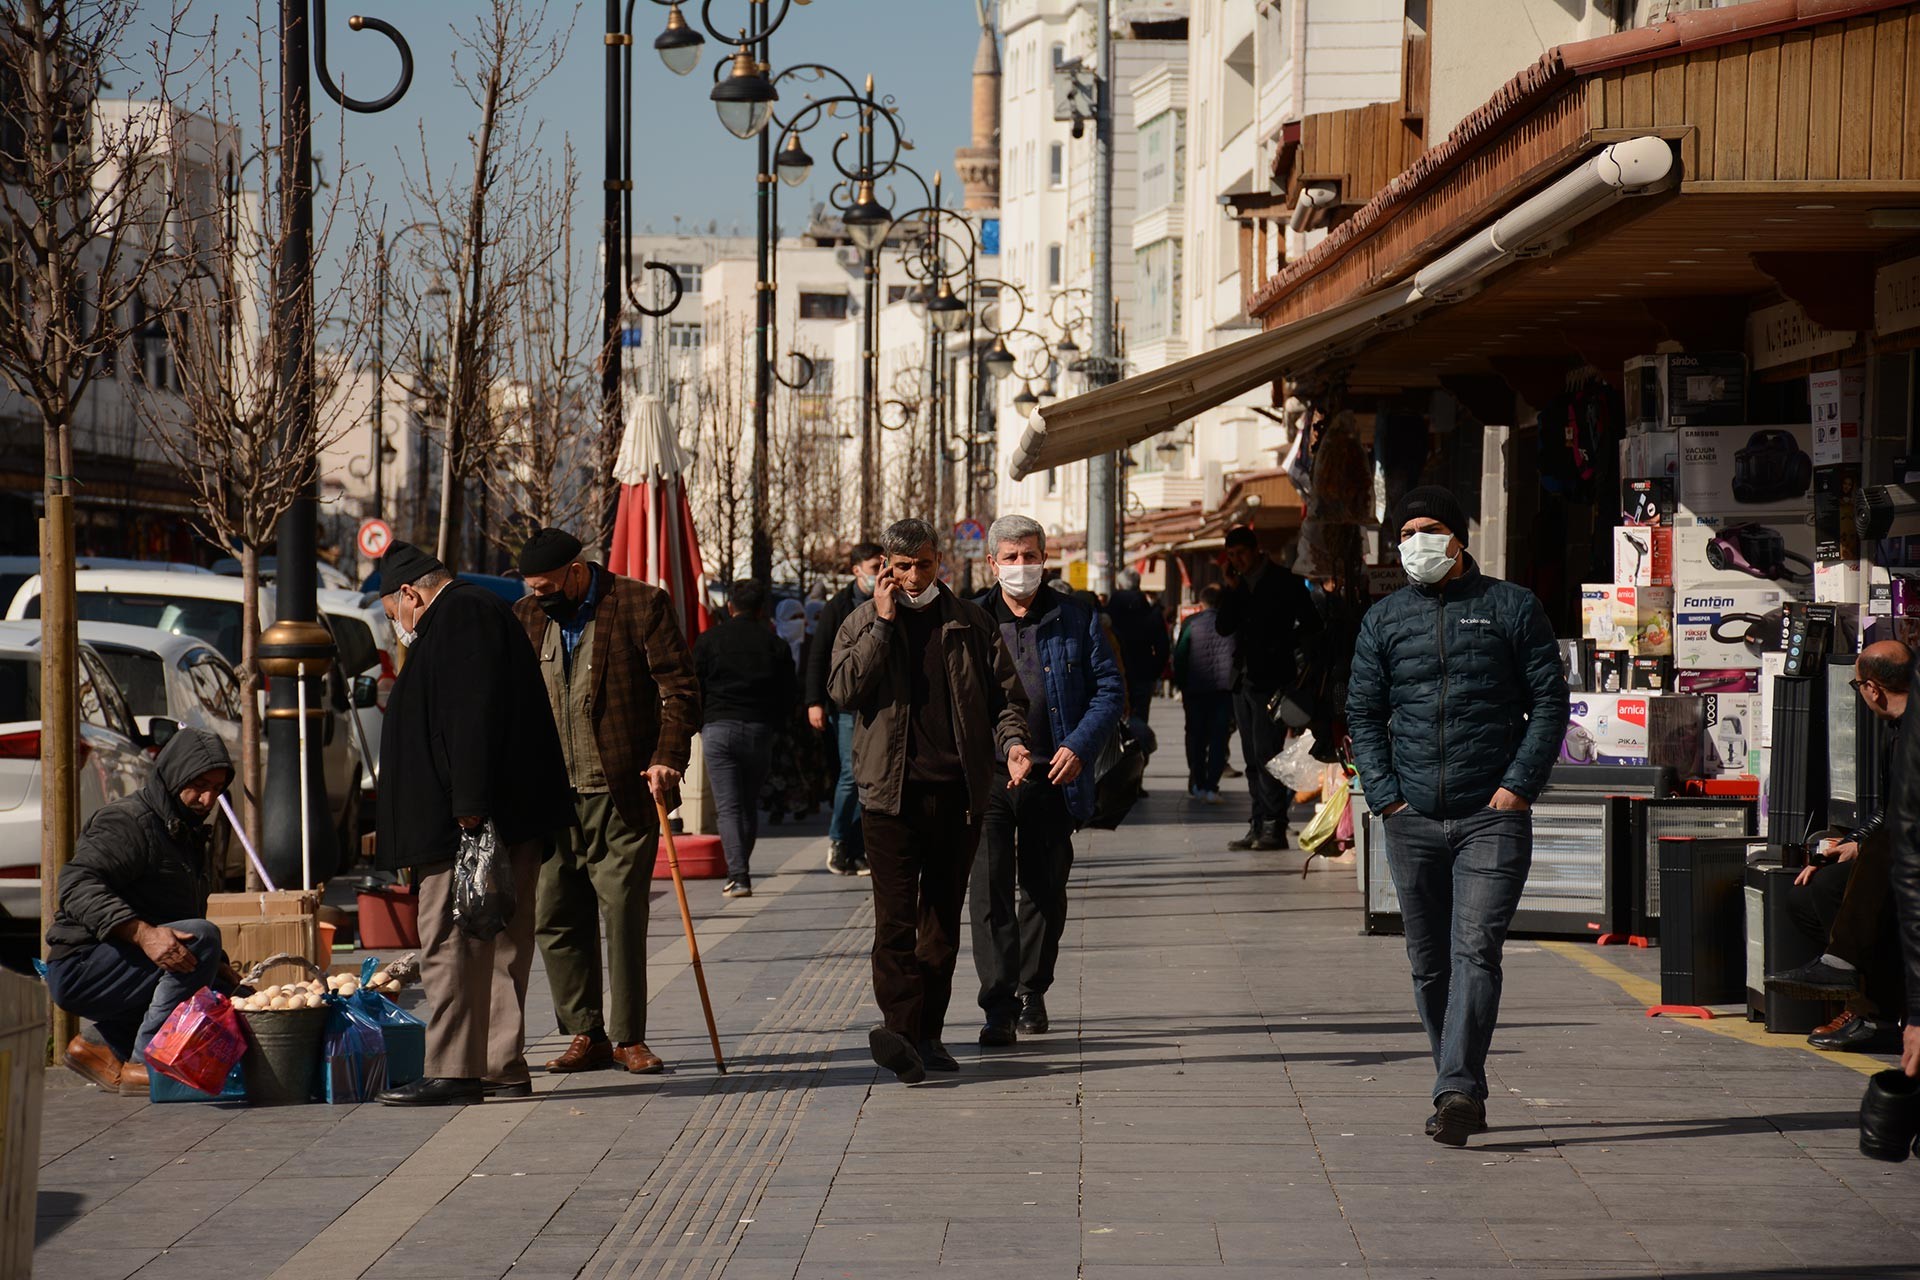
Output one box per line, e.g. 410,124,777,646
656,796,726,1073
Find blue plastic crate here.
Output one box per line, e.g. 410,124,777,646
149,1062,246,1103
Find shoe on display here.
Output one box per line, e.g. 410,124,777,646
723,879,753,899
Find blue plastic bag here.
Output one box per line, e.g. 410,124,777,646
347,958,425,1086
150,1062,246,1104
320,994,390,1102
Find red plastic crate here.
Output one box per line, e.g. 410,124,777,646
652,833,727,879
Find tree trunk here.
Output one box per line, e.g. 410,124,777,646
239,542,265,885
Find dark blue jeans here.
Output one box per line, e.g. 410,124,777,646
829,711,863,854
1381,807,1532,1102
704,719,776,882
1183,690,1233,791
44,918,223,1063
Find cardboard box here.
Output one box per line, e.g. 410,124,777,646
1675,670,1760,694
1622,431,1681,486
1614,526,1673,587
205,890,321,986
1815,558,1867,606
1626,352,1748,430
1560,692,1705,773
1677,424,1815,518
1812,465,1864,562
1612,585,1673,656
1628,656,1675,691
1581,584,1621,642
1757,651,1787,749
1810,367,1864,466
1673,585,1785,670
1700,692,1762,779
1670,514,1815,598
1622,477,1677,526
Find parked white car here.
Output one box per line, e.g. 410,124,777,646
0,621,155,921
4,571,376,851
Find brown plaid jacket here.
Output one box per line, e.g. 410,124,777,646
514,572,701,829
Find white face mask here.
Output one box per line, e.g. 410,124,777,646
900,580,942,610
1400,532,1458,585
997,563,1044,599
396,625,418,648
855,573,877,595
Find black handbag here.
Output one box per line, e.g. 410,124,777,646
1087,723,1147,831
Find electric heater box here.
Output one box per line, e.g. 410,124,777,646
1626,797,1758,942
1657,836,1750,1008
1765,673,1828,846
1745,861,1834,1034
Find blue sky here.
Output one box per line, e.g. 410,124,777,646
131,1,982,268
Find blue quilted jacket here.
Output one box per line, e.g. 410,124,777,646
1345,559,1569,818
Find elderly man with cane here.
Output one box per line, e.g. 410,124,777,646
830,518,1032,1083
514,528,702,1075
373,542,573,1107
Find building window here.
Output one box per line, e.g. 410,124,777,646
666,262,702,294
1135,240,1182,345
1047,243,1063,288
132,295,175,392
1051,42,1066,69
887,284,911,305
667,322,702,351
1045,467,1058,495
1139,110,1184,213
1049,142,1064,188
799,292,850,320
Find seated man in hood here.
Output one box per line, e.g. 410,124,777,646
44,728,239,1095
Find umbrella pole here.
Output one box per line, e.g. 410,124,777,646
656,795,726,1073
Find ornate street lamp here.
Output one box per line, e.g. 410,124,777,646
775,131,813,186
654,3,705,75
712,45,779,138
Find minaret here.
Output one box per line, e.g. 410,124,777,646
955,1,1001,213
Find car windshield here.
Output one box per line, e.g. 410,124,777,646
62,594,246,664
0,657,38,723
93,648,169,719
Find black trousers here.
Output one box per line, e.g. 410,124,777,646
1785,829,1902,1014
1232,684,1286,825
864,780,980,1045
969,774,1076,1022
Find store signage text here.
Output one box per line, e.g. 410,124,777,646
1875,253,1920,336
1746,300,1856,371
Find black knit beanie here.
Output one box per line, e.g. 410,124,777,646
1393,485,1469,547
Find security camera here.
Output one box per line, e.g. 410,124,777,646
1856,485,1920,539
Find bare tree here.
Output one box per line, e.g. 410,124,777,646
131,3,375,851
689,319,748,585
396,0,568,572
480,144,599,557
768,342,845,595
0,0,204,1039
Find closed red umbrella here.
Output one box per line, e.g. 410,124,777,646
608,392,709,649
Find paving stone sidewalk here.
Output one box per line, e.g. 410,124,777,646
32,702,1920,1280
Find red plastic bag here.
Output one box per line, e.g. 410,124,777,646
144,988,248,1096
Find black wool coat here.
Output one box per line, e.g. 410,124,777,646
375,581,572,871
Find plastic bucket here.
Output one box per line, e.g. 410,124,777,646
356,886,421,949
240,1006,329,1105
316,921,337,954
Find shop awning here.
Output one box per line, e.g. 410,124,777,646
1009,134,1680,480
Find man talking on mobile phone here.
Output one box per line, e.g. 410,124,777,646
829,518,1032,1084
1346,487,1567,1147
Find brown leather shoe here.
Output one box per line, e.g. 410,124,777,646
1813,1010,1854,1037
611,1042,664,1074
62,1036,122,1091
118,1060,150,1097
544,1034,614,1073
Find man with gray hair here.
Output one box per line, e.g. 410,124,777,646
969,514,1124,1046
830,518,1033,1083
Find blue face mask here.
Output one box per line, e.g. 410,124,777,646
1399,532,1458,585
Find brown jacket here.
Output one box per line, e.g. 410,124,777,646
827,585,1028,820
514,572,701,829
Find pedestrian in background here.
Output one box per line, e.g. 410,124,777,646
1174,585,1235,803
1106,568,1169,723
969,515,1124,1048
1346,486,1568,1147
830,518,1031,1083
374,541,573,1107
514,528,700,1077
808,540,883,876
1215,525,1319,851
695,579,796,899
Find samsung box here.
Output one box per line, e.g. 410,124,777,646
1670,514,1814,598
1674,586,1785,670
1626,353,1748,430
1677,424,1815,518
1615,526,1674,587
1561,692,1705,773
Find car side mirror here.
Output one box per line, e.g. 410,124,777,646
352,674,379,709
146,716,182,751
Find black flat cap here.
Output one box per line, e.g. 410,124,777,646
518,527,584,577
378,540,447,595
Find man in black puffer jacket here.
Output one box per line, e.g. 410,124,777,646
1346,485,1568,1149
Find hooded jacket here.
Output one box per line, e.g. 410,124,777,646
827,584,1029,820
44,729,234,959
1345,558,1568,819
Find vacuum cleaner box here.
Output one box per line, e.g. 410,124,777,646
1670,514,1815,598
1626,352,1748,430
1614,526,1673,587
1677,424,1815,518
1560,692,1705,773
1673,585,1785,670
1700,692,1762,779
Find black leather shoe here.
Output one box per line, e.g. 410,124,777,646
869,1025,926,1084
826,842,857,876
1809,1011,1898,1053
1431,1092,1486,1147
979,1018,1018,1048
378,1077,484,1107
1859,1069,1920,1162
1425,1109,1488,1138
1227,826,1263,851
485,1080,534,1099
1016,994,1050,1035
918,1040,959,1072
1767,958,1864,999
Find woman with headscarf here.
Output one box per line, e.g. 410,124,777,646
762,596,830,824
775,598,807,669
